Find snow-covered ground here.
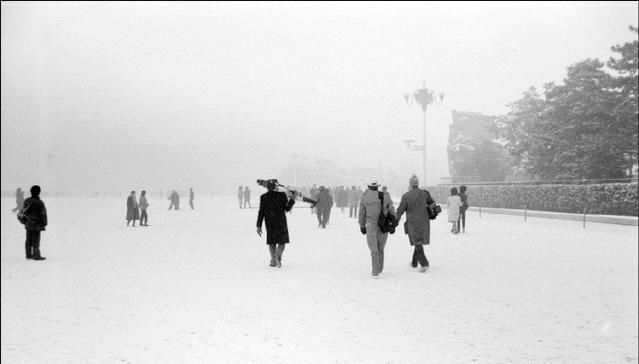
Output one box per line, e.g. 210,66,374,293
2,197,637,363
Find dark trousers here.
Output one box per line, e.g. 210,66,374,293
25,230,42,259
459,209,466,230
140,210,148,225
317,208,329,227
411,245,429,268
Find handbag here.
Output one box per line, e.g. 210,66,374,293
423,189,441,220
377,192,398,234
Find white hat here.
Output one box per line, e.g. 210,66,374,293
368,177,379,187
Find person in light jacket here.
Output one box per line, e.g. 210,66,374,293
139,190,150,226
358,178,396,278
447,187,462,234
395,175,434,272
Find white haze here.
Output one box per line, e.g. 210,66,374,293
1,2,637,193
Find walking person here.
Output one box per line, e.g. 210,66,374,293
256,180,296,268
19,185,48,260
139,190,150,226
458,185,469,233
189,187,195,210
168,190,180,210
348,186,358,218
358,178,396,278
11,187,25,213
447,187,462,234
395,175,434,272
238,186,244,209
126,191,140,227
244,187,251,209
315,186,333,228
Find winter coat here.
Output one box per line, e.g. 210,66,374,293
257,190,295,245
459,192,469,212
315,189,334,212
244,188,251,201
189,191,195,201
447,195,462,222
22,196,48,231
358,189,396,229
347,189,358,207
16,190,25,209
396,187,434,246
139,195,149,210
237,189,243,200
126,195,140,220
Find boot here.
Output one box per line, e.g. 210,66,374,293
33,247,46,261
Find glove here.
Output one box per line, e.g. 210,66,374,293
360,226,367,235
257,227,262,237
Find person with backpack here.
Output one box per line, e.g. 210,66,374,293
358,178,396,278
18,185,48,260
395,175,435,272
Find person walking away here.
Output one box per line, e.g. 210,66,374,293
358,178,396,278
315,186,333,228
244,187,251,209
447,187,462,234
238,186,244,209
458,185,469,233
126,191,140,226
12,187,25,213
395,175,434,272
20,185,48,260
139,190,150,226
257,180,296,267
189,187,195,210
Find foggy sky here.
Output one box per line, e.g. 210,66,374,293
2,1,637,193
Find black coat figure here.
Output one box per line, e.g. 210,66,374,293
256,187,295,267
21,185,48,260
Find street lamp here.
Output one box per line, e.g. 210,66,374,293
404,82,444,185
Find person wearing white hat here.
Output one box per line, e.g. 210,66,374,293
358,178,396,278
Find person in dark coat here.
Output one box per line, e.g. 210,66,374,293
189,188,195,210
238,186,244,209
20,185,48,260
12,187,25,213
395,175,434,272
458,185,469,233
315,186,333,228
168,190,180,210
126,191,140,226
257,180,295,267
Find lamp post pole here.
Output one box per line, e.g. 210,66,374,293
410,82,440,185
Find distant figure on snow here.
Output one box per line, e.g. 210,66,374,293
19,185,48,260
447,187,462,234
348,186,359,219
168,190,180,210
139,190,150,226
189,187,195,210
315,186,333,228
244,187,251,209
126,191,140,227
238,186,244,209
12,187,25,213
257,180,295,268
395,175,434,272
458,185,469,233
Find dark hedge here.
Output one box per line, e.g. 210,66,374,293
425,183,638,216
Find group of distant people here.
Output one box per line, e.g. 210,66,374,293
237,186,252,209
446,185,469,234
125,188,195,227
254,174,468,278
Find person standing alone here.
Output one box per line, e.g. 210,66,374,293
20,185,48,260
244,187,251,209
256,180,296,268
458,185,469,233
189,187,195,210
395,175,434,272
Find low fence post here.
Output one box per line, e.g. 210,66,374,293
583,206,587,229
524,203,527,222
